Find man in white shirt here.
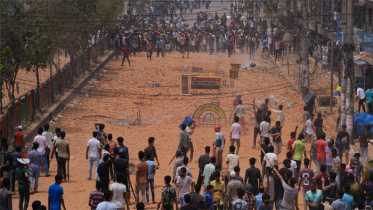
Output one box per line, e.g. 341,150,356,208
233,99,246,134
356,86,366,113
176,167,195,207
42,124,53,176
110,173,127,210
96,190,117,210
260,116,270,144
226,146,239,173
176,157,193,179
286,151,298,179
34,127,48,177
262,146,278,172
86,131,102,180
304,114,315,142
230,116,242,155
185,122,196,162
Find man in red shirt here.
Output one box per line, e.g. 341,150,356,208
315,133,327,174
121,45,131,67
14,125,24,148
314,164,329,190
287,131,296,159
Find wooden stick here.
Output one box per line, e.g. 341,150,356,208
128,177,136,199
68,159,70,180
168,154,176,165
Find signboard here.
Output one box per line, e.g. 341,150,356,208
355,28,364,43
191,76,221,90
337,18,343,41
364,33,373,56
192,103,227,125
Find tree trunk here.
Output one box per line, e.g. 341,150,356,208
35,66,40,111
50,57,54,104
6,82,16,143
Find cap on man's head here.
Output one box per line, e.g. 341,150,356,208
351,157,358,164
326,139,334,144
176,149,182,154
230,171,236,178
18,125,23,130
17,158,30,165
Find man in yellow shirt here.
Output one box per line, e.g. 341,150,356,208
210,171,225,209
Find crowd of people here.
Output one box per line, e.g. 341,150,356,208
0,1,371,210
111,0,298,63
0,96,373,210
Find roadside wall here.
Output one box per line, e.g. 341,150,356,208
1,36,113,144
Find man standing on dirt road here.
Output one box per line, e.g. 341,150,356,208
261,98,269,117
14,125,24,150
233,99,246,135
179,124,189,157
42,124,53,175
52,128,61,164
28,142,44,194
106,134,117,180
121,45,131,67
252,99,262,149
94,123,107,146
230,117,242,155
117,137,129,159
86,131,102,181
135,151,148,205
48,175,66,210
114,148,129,205
52,131,70,181
34,128,48,177
144,137,160,166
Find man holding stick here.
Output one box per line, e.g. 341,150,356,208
267,155,299,210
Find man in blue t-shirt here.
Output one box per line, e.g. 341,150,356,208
262,38,268,54
156,39,164,57
48,175,66,210
255,186,264,210
145,153,159,204
366,87,373,114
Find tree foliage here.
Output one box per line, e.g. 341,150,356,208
0,0,123,135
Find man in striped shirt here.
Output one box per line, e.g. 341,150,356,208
89,181,104,210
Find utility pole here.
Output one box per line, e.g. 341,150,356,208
266,1,273,54
300,0,309,97
341,0,354,144
330,0,335,112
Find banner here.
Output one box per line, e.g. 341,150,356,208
337,17,343,41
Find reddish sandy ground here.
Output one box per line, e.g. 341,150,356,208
10,46,340,210
10,2,347,209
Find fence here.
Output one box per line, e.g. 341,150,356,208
1,35,111,143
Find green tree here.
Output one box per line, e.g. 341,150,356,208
0,2,31,137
